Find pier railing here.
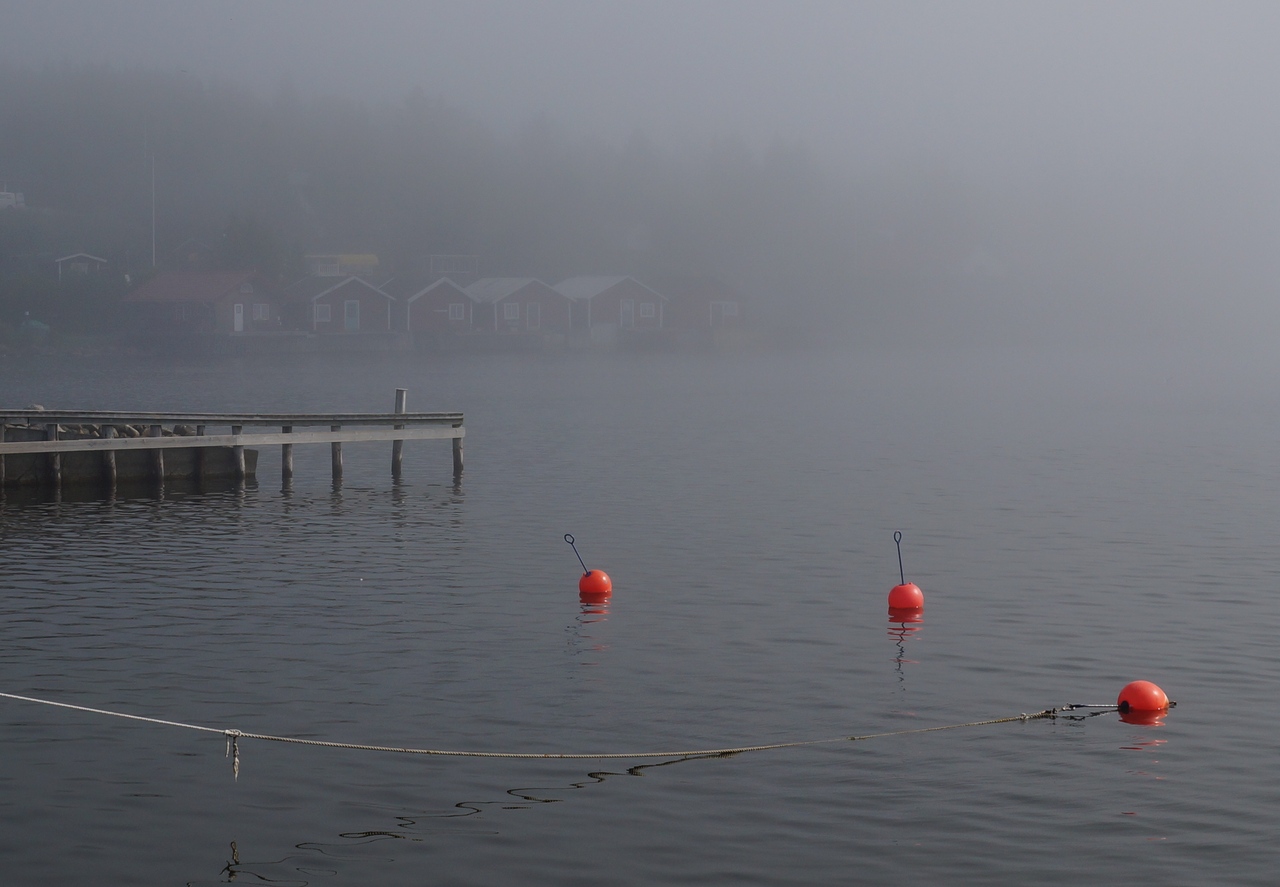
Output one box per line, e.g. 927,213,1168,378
0,389,463,488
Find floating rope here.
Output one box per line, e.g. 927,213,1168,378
0,691,1119,776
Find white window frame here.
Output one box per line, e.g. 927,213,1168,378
639,302,656,319
503,302,520,321
314,303,331,323
448,303,465,321
252,303,270,321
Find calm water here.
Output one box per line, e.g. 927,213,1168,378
2,344,1279,885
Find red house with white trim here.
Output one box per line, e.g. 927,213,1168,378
123,271,280,334
555,276,667,339
382,277,473,336
464,278,571,336
644,276,744,335
282,276,395,333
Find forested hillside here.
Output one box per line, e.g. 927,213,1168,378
2,63,1271,348
1,64,935,338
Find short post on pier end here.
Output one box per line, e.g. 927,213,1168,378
391,388,407,477
331,425,343,480
231,425,246,481
46,422,62,489
194,425,206,478
281,426,293,482
0,421,6,488
452,427,464,475
149,424,164,481
102,425,117,487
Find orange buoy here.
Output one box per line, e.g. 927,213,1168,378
566,534,612,601
887,531,924,610
1117,680,1169,713
887,582,924,609
579,569,612,599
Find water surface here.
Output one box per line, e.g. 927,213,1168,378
1,344,1278,885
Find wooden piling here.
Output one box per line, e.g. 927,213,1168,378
231,425,246,480
195,424,206,478
46,423,61,489
282,425,293,481
331,425,343,479
391,388,407,477
148,424,164,480
453,429,464,474
102,425,117,487
0,422,5,488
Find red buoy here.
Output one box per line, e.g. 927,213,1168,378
566,534,611,601
887,582,924,610
579,569,612,600
887,531,924,611
1117,680,1169,713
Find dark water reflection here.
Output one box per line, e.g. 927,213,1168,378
567,599,611,668
4,346,1280,884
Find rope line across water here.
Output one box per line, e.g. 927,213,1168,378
0,691,1107,762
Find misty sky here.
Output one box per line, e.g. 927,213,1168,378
6,1,1280,181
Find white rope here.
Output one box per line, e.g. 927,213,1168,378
0,690,1078,764
0,691,225,734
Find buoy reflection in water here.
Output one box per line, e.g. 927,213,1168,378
887,610,923,680
1118,708,1168,727
567,599,610,666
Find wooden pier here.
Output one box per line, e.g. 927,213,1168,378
0,389,463,491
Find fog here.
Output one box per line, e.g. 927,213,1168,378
3,0,1280,352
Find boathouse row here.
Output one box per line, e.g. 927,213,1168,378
123,271,744,345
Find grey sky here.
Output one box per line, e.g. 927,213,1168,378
6,0,1280,180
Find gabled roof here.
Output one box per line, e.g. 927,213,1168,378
405,277,468,304
464,277,550,304
379,276,467,302
554,275,667,302
282,275,394,303
123,271,255,303
55,253,108,264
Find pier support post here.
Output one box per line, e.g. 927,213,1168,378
149,425,164,481
231,425,246,481
331,425,343,480
0,421,5,489
452,428,464,475
195,425,206,479
102,425,117,487
391,388,407,477
282,426,293,482
46,423,62,489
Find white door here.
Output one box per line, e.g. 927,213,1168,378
233,303,244,332
344,300,360,332
526,302,540,330
620,299,635,329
